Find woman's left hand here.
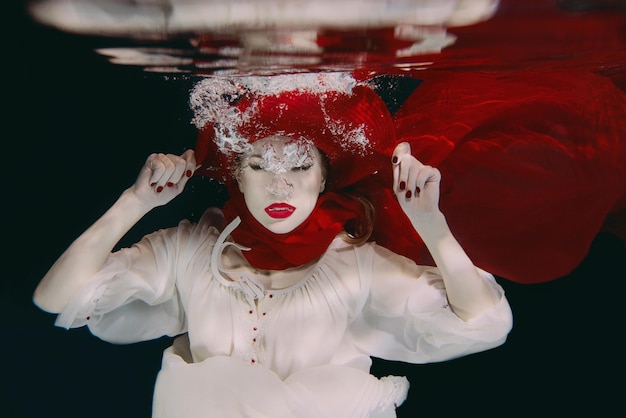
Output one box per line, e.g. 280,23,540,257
391,143,500,322
392,142,442,220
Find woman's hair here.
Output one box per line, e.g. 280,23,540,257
319,148,374,246
339,193,375,246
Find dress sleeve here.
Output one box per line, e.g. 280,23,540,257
54,210,222,344
350,243,513,364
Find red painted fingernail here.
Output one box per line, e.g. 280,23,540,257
416,187,421,194
186,170,192,177
156,186,164,193
405,190,412,199
392,156,398,164
167,182,174,187
399,181,406,190
150,182,157,187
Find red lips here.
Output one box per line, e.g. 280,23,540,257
265,203,296,219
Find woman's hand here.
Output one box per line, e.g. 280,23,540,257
392,142,442,222
391,142,498,321
131,149,197,210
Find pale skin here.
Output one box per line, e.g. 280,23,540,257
236,137,326,235
33,141,495,321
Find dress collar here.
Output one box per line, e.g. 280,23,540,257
210,216,327,299
210,217,265,299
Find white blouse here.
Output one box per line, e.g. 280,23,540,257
56,208,513,418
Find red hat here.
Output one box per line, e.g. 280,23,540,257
193,73,397,191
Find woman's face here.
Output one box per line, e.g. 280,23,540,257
237,136,326,234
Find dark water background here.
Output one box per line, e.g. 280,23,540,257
3,1,626,417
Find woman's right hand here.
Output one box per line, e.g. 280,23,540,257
33,148,197,314
131,149,197,210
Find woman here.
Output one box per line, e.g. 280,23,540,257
33,73,513,417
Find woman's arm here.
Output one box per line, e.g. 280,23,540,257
391,142,495,321
33,150,196,314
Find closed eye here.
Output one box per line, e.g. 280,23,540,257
248,163,263,171
291,164,313,172
246,155,264,171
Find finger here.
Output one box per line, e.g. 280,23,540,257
398,153,427,197
165,150,197,192
391,142,411,166
168,149,197,186
395,153,414,195
404,161,420,200
182,149,197,178
149,153,176,190
393,159,400,193
145,153,165,186
415,166,441,195
165,154,188,187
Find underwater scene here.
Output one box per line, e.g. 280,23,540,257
5,1,626,417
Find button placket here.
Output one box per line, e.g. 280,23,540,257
256,292,277,329
237,293,262,366
246,291,279,364
247,323,264,365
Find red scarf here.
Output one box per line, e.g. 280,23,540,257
222,191,364,270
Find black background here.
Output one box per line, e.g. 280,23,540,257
3,2,625,417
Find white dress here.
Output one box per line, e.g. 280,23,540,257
56,208,513,418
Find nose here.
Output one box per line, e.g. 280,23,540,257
266,174,294,200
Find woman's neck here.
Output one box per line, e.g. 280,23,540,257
220,244,320,290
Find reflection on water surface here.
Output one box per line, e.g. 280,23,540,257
27,0,626,77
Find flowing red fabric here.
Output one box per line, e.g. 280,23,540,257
222,191,365,270
346,0,626,282
363,69,626,283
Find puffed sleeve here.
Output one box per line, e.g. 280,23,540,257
54,210,223,344
349,243,513,363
